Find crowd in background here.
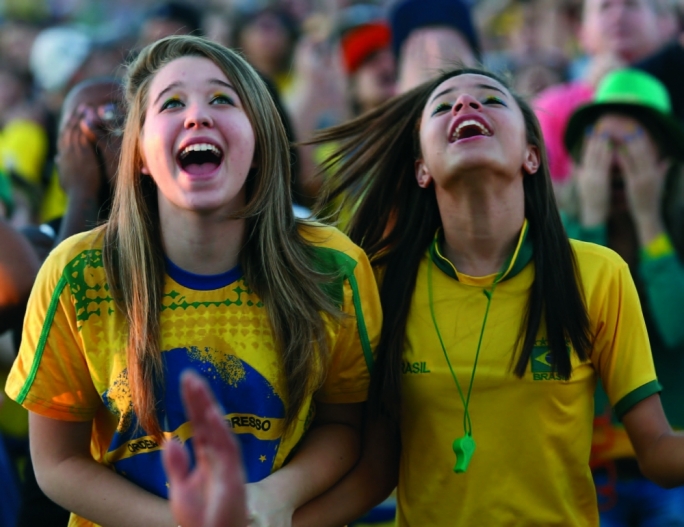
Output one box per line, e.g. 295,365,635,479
2,0,684,525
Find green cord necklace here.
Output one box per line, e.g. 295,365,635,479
427,254,504,474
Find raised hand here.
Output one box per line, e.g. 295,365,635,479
163,371,248,527
576,127,613,227
615,127,670,245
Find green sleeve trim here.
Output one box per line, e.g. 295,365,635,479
346,271,374,374
15,275,68,404
614,380,662,421
310,245,375,374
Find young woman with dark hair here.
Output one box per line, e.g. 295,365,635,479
289,68,684,526
6,35,381,527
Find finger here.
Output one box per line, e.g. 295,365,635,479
162,438,191,484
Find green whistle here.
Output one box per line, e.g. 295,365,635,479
452,434,476,473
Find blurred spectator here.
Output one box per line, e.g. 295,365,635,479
563,68,684,526
534,0,677,186
230,4,299,97
139,1,204,49
338,4,396,116
635,4,684,124
389,0,480,92
481,0,570,96
0,218,40,527
0,19,42,78
22,25,95,226
52,77,124,246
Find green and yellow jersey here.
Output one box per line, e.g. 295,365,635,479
397,223,659,526
7,223,381,527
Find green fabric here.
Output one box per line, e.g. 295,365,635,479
0,170,14,216
564,68,684,162
429,221,533,282
614,380,663,421
310,245,375,373
15,275,67,404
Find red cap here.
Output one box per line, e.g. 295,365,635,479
340,22,391,74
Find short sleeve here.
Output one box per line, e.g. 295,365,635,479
315,247,382,405
6,250,101,421
589,258,661,420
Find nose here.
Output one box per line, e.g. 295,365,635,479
184,103,214,129
452,94,482,114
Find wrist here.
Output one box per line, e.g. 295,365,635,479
635,215,665,248
579,207,607,229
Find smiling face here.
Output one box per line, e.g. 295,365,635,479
415,73,539,191
140,55,256,216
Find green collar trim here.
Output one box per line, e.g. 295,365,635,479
429,219,533,282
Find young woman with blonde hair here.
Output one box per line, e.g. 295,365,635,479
7,35,380,527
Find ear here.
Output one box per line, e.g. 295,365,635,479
522,145,540,176
141,165,150,175
415,158,432,188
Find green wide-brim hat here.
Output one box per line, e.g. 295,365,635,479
564,68,684,162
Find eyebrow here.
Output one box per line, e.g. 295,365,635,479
428,83,508,105
153,78,238,106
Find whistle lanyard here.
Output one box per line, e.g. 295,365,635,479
426,220,532,473
427,257,502,473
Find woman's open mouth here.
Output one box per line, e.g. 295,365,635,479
177,143,224,176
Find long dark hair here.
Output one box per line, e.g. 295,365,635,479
312,68,593,418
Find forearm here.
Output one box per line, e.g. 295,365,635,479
293,416,399,527
35,451,176,527
257,421,360,510
30,413,175,527
636,430,684,488
56,190,101,245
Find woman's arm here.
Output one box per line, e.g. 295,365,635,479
29,412,177,527
246,402,364,527
292,414,400,527
622,394,684,488
0,219,39,333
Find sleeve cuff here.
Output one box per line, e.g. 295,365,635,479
641,232,675,261
614,380,662,421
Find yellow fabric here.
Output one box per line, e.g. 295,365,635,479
0,369,28,437
0,120,68,222
7,223,381,527
397,239,657,527
0,119,48,185
39,167,68,223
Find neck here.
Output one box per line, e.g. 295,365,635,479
437,177,525,277
159,202,246,275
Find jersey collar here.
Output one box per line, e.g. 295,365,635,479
429,219,533,283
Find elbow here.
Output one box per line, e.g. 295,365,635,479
638,459,683,489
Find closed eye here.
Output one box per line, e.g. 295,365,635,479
431,102,452,116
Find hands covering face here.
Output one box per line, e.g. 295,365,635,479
56,102,123,198
575,115,671,231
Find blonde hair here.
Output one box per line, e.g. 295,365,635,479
104,35,339,439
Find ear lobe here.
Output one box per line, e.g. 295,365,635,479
523,145,540,175
415,159,432,188
141,165,150,175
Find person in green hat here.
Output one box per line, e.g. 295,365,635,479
563,67,684,526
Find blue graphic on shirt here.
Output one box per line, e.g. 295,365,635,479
102,347,285,497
